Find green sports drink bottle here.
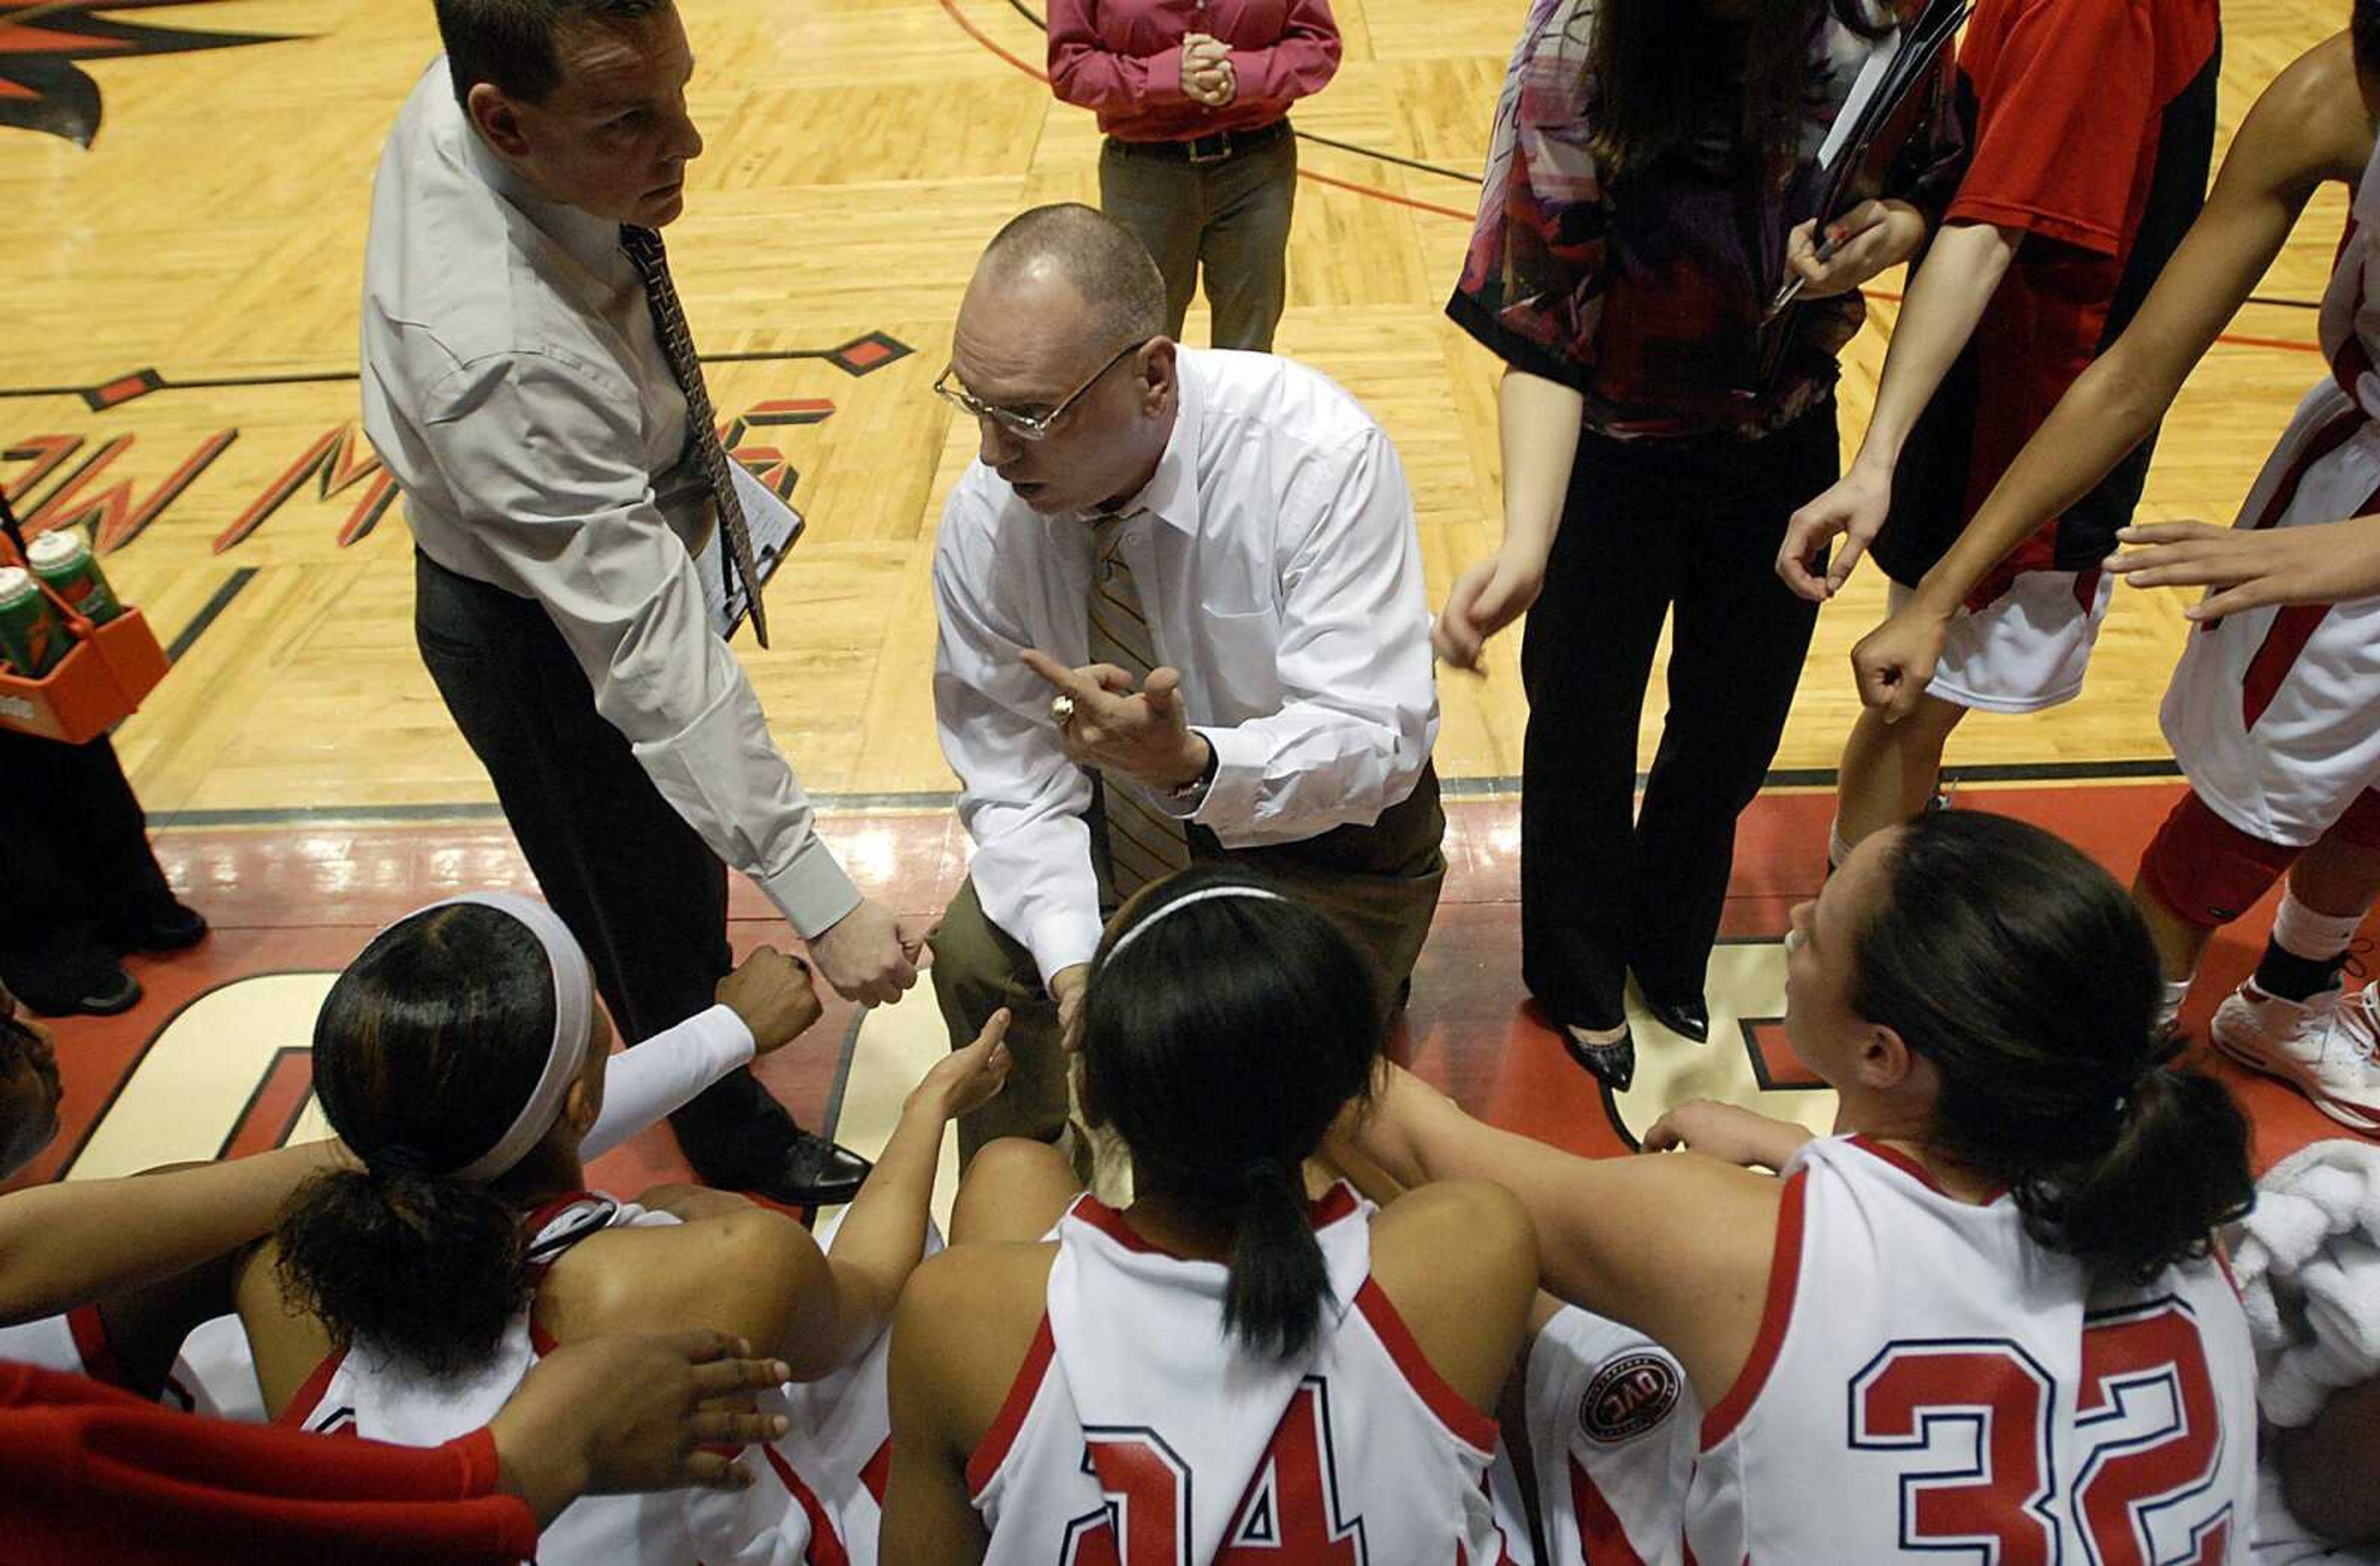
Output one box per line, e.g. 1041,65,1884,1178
0,566,72,678
27,530,121,625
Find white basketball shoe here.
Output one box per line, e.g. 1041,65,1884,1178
2210,979,2380,1133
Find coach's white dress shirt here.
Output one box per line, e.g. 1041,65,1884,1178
934,348,1439,982
359,60,858,936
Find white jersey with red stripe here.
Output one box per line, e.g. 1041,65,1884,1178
1682,1136,2259,1565
1491,1306,1696,1566
0,1304,214,1415
277,1193,856,1566
967,1181,1518,1565
2162,136,2380,848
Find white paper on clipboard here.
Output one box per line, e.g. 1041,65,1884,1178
1817,28,1904,172
698,463,804,641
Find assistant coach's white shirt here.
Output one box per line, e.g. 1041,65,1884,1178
359,59,860,937
933,348,1439,982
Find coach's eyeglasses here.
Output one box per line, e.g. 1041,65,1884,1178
932,338,1151,443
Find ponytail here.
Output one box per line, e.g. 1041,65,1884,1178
286,902,562,1376
2009,1066,2255,1286
275,1159,532,1378
1080,868,1383,1361
1852,811,2257,1287
1222,1163,1333,1360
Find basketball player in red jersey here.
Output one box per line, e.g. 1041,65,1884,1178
1780,0,2220,870
1354,810,2260,1563
1854,4,2380,1133
881,868,1538,1563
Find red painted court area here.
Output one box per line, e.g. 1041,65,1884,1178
4,783,2350,1202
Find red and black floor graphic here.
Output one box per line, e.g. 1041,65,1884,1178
0,2,297,149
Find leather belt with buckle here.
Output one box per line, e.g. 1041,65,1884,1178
1111,120,1289,165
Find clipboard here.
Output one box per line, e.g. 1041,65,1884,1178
1758,0,1971,382
699,463,804,641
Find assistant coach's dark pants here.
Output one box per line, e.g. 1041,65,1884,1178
1519,402,1836,1031
412,550,780,1155
0,731,180,1012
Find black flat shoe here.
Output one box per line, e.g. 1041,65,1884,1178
71,967,143,1016
115,903,209,953
1641,990,1709,1044
1562,1023,1636,1093
689,1128,872,1207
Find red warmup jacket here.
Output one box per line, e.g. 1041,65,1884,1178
2,1359,540,1564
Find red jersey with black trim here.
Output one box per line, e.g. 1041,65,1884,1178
1872,0,2221,599
1681,1135,2257,1564
967,1182,1518,1564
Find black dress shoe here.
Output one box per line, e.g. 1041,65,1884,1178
1561,1023,1636,1093
112,903,209,954
73,967,143,1016
689,1128,872,1207
1641,989,1709,1044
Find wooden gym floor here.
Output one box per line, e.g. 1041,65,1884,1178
0,0,2363,1205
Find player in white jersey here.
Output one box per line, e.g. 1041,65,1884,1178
1353,809,2263,1562
0,937,832,1431
1848,7,2380,1130
882,867,1540,1562
234,892,1013,1564
1486,1300,1697,1566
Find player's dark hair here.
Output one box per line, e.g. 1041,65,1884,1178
1589,0,1890,181
2358,0,2380,79
1849,811,2255,1285
433,0,672,111
1079,867,1384,1360
275,904,557,1378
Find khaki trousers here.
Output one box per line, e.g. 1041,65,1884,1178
930,767,1446,1162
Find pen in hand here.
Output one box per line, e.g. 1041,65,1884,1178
1768,228,1840,319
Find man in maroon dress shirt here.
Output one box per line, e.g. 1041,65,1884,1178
1047,0,1339,352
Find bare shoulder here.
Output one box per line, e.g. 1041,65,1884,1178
232,1235,337,1417
2237,33,2376,191
1369,1179,1536,1288
1365,1181,1538,1416
892,1243,1059,1454
540,1204,823,1346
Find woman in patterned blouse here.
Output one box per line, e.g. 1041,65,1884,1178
1434,0,1962,1089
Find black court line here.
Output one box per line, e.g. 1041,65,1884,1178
816,1007,869,1154
165,566,259,662
145,757,2185,832
0,345,904,403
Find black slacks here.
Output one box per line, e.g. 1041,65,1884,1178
1518,402,1837,1028
412,550,780,1150
0,731,178,1011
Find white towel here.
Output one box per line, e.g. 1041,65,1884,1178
2229,1139,2380,1428
2228,1139,2380,1562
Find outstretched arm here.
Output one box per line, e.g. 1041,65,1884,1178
1349,1064,1783,1405
1779,220,2020,599
2109,512,2380,615
0,1141,350,1328
1849,36,2367,718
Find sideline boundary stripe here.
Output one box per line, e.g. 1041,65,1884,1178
144,757,2184,832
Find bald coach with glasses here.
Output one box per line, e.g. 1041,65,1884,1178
925,204,1445,1161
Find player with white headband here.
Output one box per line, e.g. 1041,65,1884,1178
881,864,1538,1560
0,899,816,1421
234,892,1013,1564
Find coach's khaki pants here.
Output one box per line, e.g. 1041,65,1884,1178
930,768,1446,1164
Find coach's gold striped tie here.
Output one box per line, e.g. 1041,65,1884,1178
1087,512,1192,902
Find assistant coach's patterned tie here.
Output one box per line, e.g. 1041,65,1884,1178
1086,511,1193,902
620,224,770,648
